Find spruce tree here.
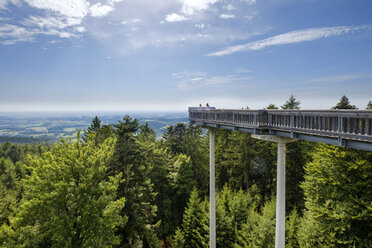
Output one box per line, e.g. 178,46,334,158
281,95,301,110
109,116,157,246
332,95,357,109
174,188,209,248
266,103,279,110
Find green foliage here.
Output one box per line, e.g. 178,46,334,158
266,104,279,110
281,94,301,110
109,115,157,247
2,135,126,247
0,158,20,227
83,116,114,146
235,197,276,248
297,211,327,247
285,141,313,210
286,208,300,248
302,144,372,247
162,123,209,195
332,95,357,109
174,188,209,248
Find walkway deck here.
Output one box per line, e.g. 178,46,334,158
189,108,372,151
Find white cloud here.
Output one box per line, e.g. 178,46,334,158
165,13,187,22
181,0,218,15
121,18,142,24
174,71,253,90
74,26,86,33
108,0,123,5
0,0,21,10
226,4,236,11
21,15,82,29
0,24,35,44
195,23,205,29
89,3,114,17
207,25,371,56
24,0,90,18
220,14,235,19
241,0,256,5
299,74,372,84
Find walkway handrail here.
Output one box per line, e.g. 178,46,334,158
189,108,372,144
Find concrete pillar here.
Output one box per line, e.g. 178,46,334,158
209,129,216,248
276,141,286,248
251,134,297,248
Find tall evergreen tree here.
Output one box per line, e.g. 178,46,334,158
174,188,209,248
83,116,114,146
332,95,357,109
281,95,301,110
109,116,157,247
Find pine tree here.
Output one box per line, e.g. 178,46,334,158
281,95,301,110
332,95,357,109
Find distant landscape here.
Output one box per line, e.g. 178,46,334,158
0,111,188,143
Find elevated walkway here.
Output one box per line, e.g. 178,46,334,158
189,108,372,151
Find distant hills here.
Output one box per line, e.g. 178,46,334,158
0,111,188,143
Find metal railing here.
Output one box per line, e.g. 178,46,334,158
189,108,372,143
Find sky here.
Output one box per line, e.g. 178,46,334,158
0,0,372,112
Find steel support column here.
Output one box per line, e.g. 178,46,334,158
209,129,216,248
251,135,297,248
276,141,286,248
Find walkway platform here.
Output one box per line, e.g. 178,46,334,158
189,108,372,151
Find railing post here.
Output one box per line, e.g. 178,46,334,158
269,114,273,134
338,117,343,146
290,115,294,138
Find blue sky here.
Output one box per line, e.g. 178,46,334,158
0,0,372,111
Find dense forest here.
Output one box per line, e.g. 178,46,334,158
0,96,371,248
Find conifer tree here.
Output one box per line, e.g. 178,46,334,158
266,104,279,110
332,95,357,109
366,100,372,109
83,116,113,146
109,116,157,246
302,144,372,247
281,94,301,110
174,188,209,248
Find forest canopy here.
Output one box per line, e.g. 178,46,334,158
0,96,371,247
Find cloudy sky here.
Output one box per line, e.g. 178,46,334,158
1,0,372,111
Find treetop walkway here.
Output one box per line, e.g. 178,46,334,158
189,108,372,151
188,107,372,248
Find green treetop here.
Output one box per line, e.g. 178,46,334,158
332,95,357,109
5,135,126,247
266,104,279,110
281,95,301,109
